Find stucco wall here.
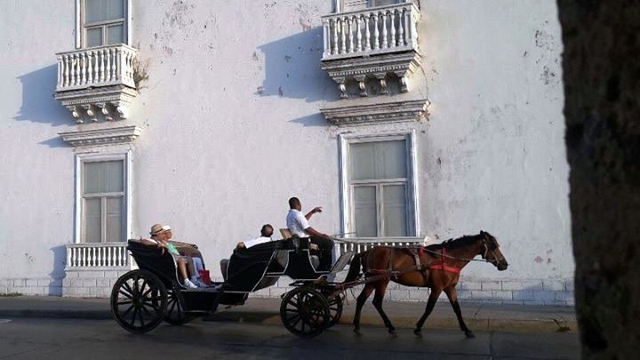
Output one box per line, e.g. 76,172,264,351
0,0,572,302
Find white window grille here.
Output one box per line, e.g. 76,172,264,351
339,130,419,238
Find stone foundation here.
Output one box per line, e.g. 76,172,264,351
61,268,131,298
0,278,63,296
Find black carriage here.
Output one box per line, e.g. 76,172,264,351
110,237,353,337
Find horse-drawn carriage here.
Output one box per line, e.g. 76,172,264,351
111,236,353,338
111,231,508,338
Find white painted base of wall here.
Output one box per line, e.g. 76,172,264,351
0,278,63,296
2,273,574,306
62,268,131,298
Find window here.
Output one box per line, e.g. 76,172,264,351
338,0,403,12
75,152,131,243
339,131,419,238
79,0,128,48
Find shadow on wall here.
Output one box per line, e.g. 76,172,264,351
288,113,329,128
256,27,337,103
50,245,67,296
14,64,71,127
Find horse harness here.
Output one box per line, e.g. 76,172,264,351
410,246,461,274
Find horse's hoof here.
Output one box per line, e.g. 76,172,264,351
465,331,475,338
389,329,397,337
414,329,422,338
353,328,361,336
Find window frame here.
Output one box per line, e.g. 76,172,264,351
75,0,132,49
74,150,133,243
338,130,420,238
336,0,405,12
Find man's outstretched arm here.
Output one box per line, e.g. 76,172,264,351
305,207,322,220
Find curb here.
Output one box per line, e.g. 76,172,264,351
205,312,577,333
0,309,577,333
0,310,112,320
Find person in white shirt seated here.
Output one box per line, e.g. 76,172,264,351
236,224,274,250
285,197,334,271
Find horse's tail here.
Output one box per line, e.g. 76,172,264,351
345,251,368,283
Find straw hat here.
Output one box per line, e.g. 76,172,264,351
150,223,172,235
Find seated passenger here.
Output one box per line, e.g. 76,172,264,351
237,224,274,250
140,224,204,288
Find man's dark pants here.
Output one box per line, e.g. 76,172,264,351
310,236,334,271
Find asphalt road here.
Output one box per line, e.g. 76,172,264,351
0,318,579,360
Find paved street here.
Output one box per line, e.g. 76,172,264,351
0,318,579,360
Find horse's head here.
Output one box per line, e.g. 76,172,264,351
479,231,508,271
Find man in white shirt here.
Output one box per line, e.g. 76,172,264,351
286,197,334,271
237,224,274,249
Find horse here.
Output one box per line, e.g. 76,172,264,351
344,231,509,338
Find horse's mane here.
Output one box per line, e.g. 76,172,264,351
426,233,482,251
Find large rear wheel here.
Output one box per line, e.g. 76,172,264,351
111,270,167,334
280,287,330,338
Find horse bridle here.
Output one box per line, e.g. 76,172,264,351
423,237,501,264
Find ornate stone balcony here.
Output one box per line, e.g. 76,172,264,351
54,44,138,124
321,1,421,98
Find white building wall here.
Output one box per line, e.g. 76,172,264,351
0,0,572,303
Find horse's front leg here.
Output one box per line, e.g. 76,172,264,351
414,288,442,337
353,283,374,335
444,286,474,338
371,280,396,336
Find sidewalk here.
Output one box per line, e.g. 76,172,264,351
0,295,577,333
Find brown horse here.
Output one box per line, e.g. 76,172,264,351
344,231,509,337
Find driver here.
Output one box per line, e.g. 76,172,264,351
285,197,334,271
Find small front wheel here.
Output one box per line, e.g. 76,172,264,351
326,293,343,328
111,270,167,334
164,288,196,325
280,287,330,338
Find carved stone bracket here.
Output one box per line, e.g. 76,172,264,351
320,50,421,98
58,125,142,147
55,85,137,124
320,98,430,126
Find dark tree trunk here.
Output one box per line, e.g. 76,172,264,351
557,1,640,358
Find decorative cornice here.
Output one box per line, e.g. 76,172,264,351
59,125,142,147
321,51,421,78
320,51,421,98
55,86,138,123
320,99,430,126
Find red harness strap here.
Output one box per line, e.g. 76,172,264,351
428,248,461,274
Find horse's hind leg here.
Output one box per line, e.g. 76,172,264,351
371,280,396,336
444,286,475,338
353,283,374,335
414,288,442,337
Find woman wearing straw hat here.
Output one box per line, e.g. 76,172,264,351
141,223,200,288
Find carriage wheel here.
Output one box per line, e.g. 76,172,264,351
280,287,330,338
326,293,343,328
110,270,167,334
164,288,196,325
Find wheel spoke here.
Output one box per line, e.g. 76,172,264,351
138,308,146,327
120,304,135,317
140,285,153,299
167,295,177,316
130,307,139,326
119,284,134,299
117,299,133,306
139,303,153,317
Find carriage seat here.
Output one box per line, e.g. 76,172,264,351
220,258,229,281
